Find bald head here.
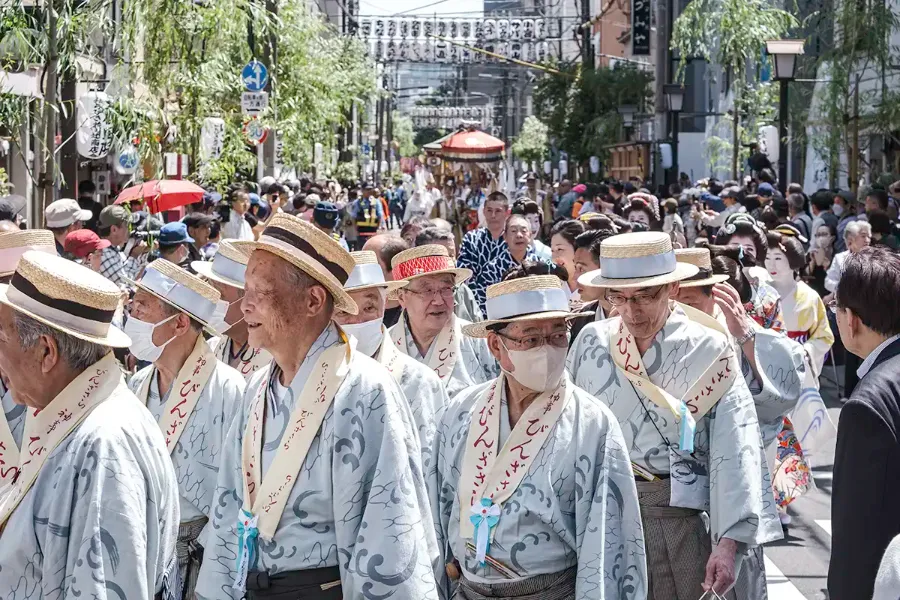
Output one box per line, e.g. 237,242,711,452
363,234,409,281
430,218,452,232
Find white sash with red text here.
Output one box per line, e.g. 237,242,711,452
214,337,271,381
391,312,460,382
232,338,352,591
0,353,121,529
0,401,18,491
377,333,403,384
610,302,738,422
136,336,217,454
457,374,572,546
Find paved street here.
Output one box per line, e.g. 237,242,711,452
765,365,844,600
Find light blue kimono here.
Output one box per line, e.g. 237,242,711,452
436,378,647,599
0,379,180,599
195,324,440,600
567,307,782,552
129,355,246,523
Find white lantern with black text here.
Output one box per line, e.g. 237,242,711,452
76,91,112,159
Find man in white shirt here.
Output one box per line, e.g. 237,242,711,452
221,190,254,241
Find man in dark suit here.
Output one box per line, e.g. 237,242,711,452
828,246,900,600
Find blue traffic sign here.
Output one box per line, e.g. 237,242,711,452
242,60,269,92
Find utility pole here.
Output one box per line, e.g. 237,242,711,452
581,0,594,69
849,81,860,193
374,90,384,182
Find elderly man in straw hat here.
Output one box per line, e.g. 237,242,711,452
126,259,247,598
195,213,439,599
676,247,805,600
193,240,272,380
0,230,57,492
437,275,646,599
567,232,779,600
388,244,498,399
0,251,179,599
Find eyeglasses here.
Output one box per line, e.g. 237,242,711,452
405,286,456,302
826,298,840,315
605,286,665,307
498,330,569,351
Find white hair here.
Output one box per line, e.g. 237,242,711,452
844,220,872,242
15,313,109,372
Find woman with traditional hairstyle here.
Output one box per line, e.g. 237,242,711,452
549,219,585,301
715,213,783,330
764,224,835,529
622,192,660,230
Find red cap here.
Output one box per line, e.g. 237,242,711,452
64,229,111,259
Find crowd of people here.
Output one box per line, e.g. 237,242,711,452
0,167,897,600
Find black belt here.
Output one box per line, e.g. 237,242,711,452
245,567,342,600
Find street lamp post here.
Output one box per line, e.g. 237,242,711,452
663,84,684,186
618,104,637,141
766,40,804,193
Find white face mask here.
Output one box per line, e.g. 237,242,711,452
833,203,845,217
208,298,243,336
341,318,385,357
125,314,178,363
500,340,568,392
815,235,833,249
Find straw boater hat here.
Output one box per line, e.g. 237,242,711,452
0,230,56,277
462,275,573,338
578,231,699,290
0,251,131,347
133,259,221,328
675,248,730,288
232,212,358,314
390,244,472,285
192,240,248,289
344,251,407,293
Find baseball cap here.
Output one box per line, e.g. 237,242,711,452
757,182,776,197
249,193,261,206
158,222,195,247
99,205,129,228
45,198,92,229
313,201,339,229
64,229,111,259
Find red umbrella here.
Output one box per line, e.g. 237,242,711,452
440,128,505,162
114,180,205,213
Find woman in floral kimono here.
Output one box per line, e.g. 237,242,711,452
765,225,835,526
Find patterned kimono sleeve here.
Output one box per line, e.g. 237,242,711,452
332,377,440,599
456,231,481,272
805,297,835,377
575,400,647,600
747,330,806,447
706,378,782,548
42,430,178,600
195,387,251,600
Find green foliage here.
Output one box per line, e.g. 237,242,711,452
510,116,549,163
672,0,797,177
413,127,448,148
533,63,653,164
811,0,900,186
0,167,10,195
392,115,418,158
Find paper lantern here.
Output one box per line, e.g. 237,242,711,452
200,117,226,162
76,91,112,159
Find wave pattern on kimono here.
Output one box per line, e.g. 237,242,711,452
567,306,782,549
389,315,499,399
195,324,440,600
129,359,246,522
0,383,180,599
436,380,648,599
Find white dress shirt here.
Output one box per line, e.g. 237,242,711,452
857,333,900,380
222,210,253,241
825,250,849,293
